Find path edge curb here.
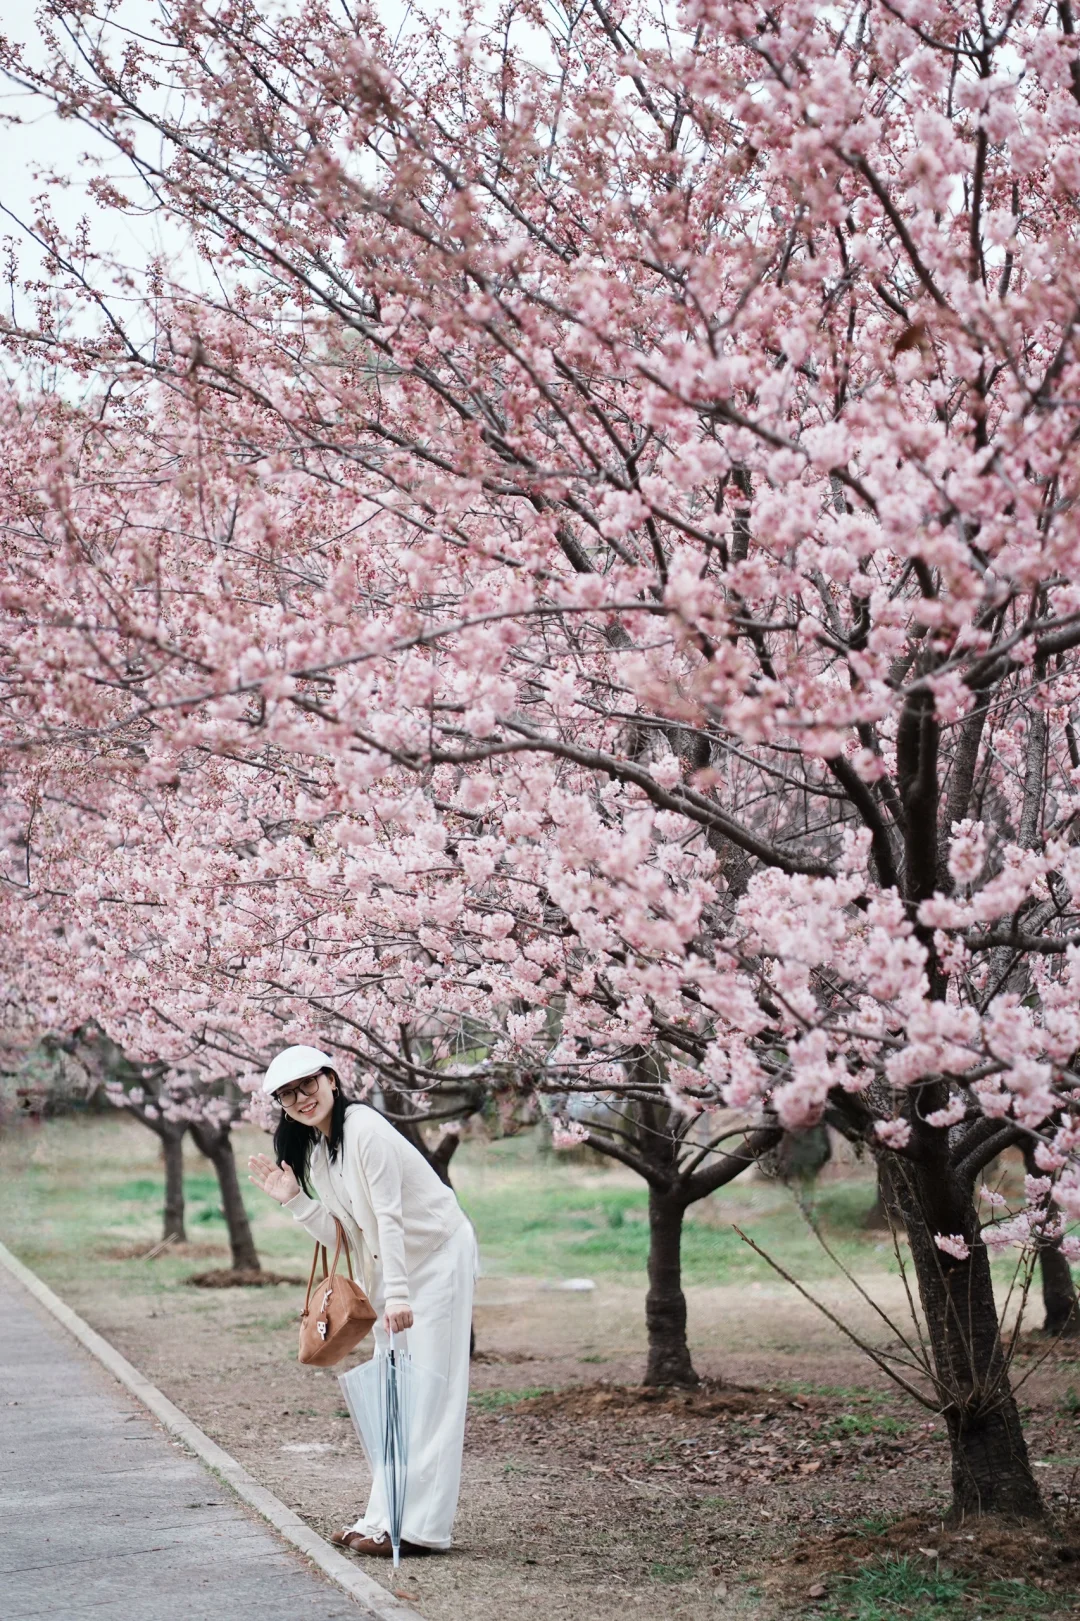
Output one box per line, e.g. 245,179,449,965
0,1237,425,1621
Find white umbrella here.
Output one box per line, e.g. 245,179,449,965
339,1336,446,1566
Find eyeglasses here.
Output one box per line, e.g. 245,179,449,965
275,1074,323,1110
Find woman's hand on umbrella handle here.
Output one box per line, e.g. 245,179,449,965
247,1153,300,1205
384,1304,414,1335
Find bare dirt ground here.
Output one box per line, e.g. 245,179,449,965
37,1254,1080,1620
4,1116,1080,1619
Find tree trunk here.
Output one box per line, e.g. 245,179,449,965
862,1157,904,1232
773,1125,831,1184
889,1148,1043,1522
644,1187,698,1387
1022,1141,1080,1338
428,1129,461,1189
159,1125,187,1243
190,1123,261,1272
1036,1243,1080,1339
380,1089,464,1189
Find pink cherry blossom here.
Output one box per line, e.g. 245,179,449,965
1,0,1080,1522
934,1235,971,1262
947,821,987,887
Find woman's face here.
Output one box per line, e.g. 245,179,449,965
275,1068,337,1135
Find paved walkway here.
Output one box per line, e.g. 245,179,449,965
0,1268,369,1620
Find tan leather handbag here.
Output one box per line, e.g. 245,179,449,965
298,1217,377,1366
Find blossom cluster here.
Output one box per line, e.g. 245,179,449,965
1,0,1080,1256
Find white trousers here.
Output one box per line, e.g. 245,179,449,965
349,1220,476,1550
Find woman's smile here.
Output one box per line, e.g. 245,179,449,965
275,1069,338,1135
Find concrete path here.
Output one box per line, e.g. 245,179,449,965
0,1268,370,1621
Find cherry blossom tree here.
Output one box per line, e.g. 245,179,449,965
6,0,1080,1521
0,836,270,1268
55,1024,191,1245
552,1080,780,1385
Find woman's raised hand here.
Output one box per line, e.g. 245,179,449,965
247,1153,301,1205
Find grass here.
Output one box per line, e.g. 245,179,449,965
2,1110,1041,1342
817,1556,1058,1620
452,1129,894,1286
821,1413,909,1440
469,1386,552,1412
649,1559,695,1583
854,1515,896,1536
0,1115,302,1297
115,1172,221,1209
4,1113,1065,1311
780,1382,881,1399
115,1172,227,1224
0,1112,914,1297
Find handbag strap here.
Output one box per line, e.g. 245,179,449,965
329,1221,344,1280
303,1218,355,1309
326,1217,355,1282
338,1219,356,1282
303,1241,329,1314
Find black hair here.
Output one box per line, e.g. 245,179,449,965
271,1070,355,1194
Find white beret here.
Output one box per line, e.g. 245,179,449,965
262,1044,337,1095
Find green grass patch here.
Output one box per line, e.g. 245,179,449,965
821,1413,908,1441
820,1557,967,1618
977,1582,1059,1616
649,1559,694,1583
469,1387,552,1412
452,1135,891,1286
818,1556,1057,1620
116,1171,226,1224
779,1382,879,1400
114,1178,167,1202
0,1116,301,1298
0,1113,906,1304
854,1514,898,1537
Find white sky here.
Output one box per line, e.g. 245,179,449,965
1,1,154,260
0,0,435,320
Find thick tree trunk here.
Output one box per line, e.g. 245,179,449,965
159,1125,187,1242
1022,1141,1080,1338
889,1148,1043,1522
644,1187,698,1387
190,1123,261,1272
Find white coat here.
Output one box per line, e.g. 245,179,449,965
284,1101,476,1549
283,1102,466,1309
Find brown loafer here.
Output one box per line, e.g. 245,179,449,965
332,1530,393,1556
332,1530,434,1557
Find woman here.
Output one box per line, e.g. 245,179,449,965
248,1044,476,1557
